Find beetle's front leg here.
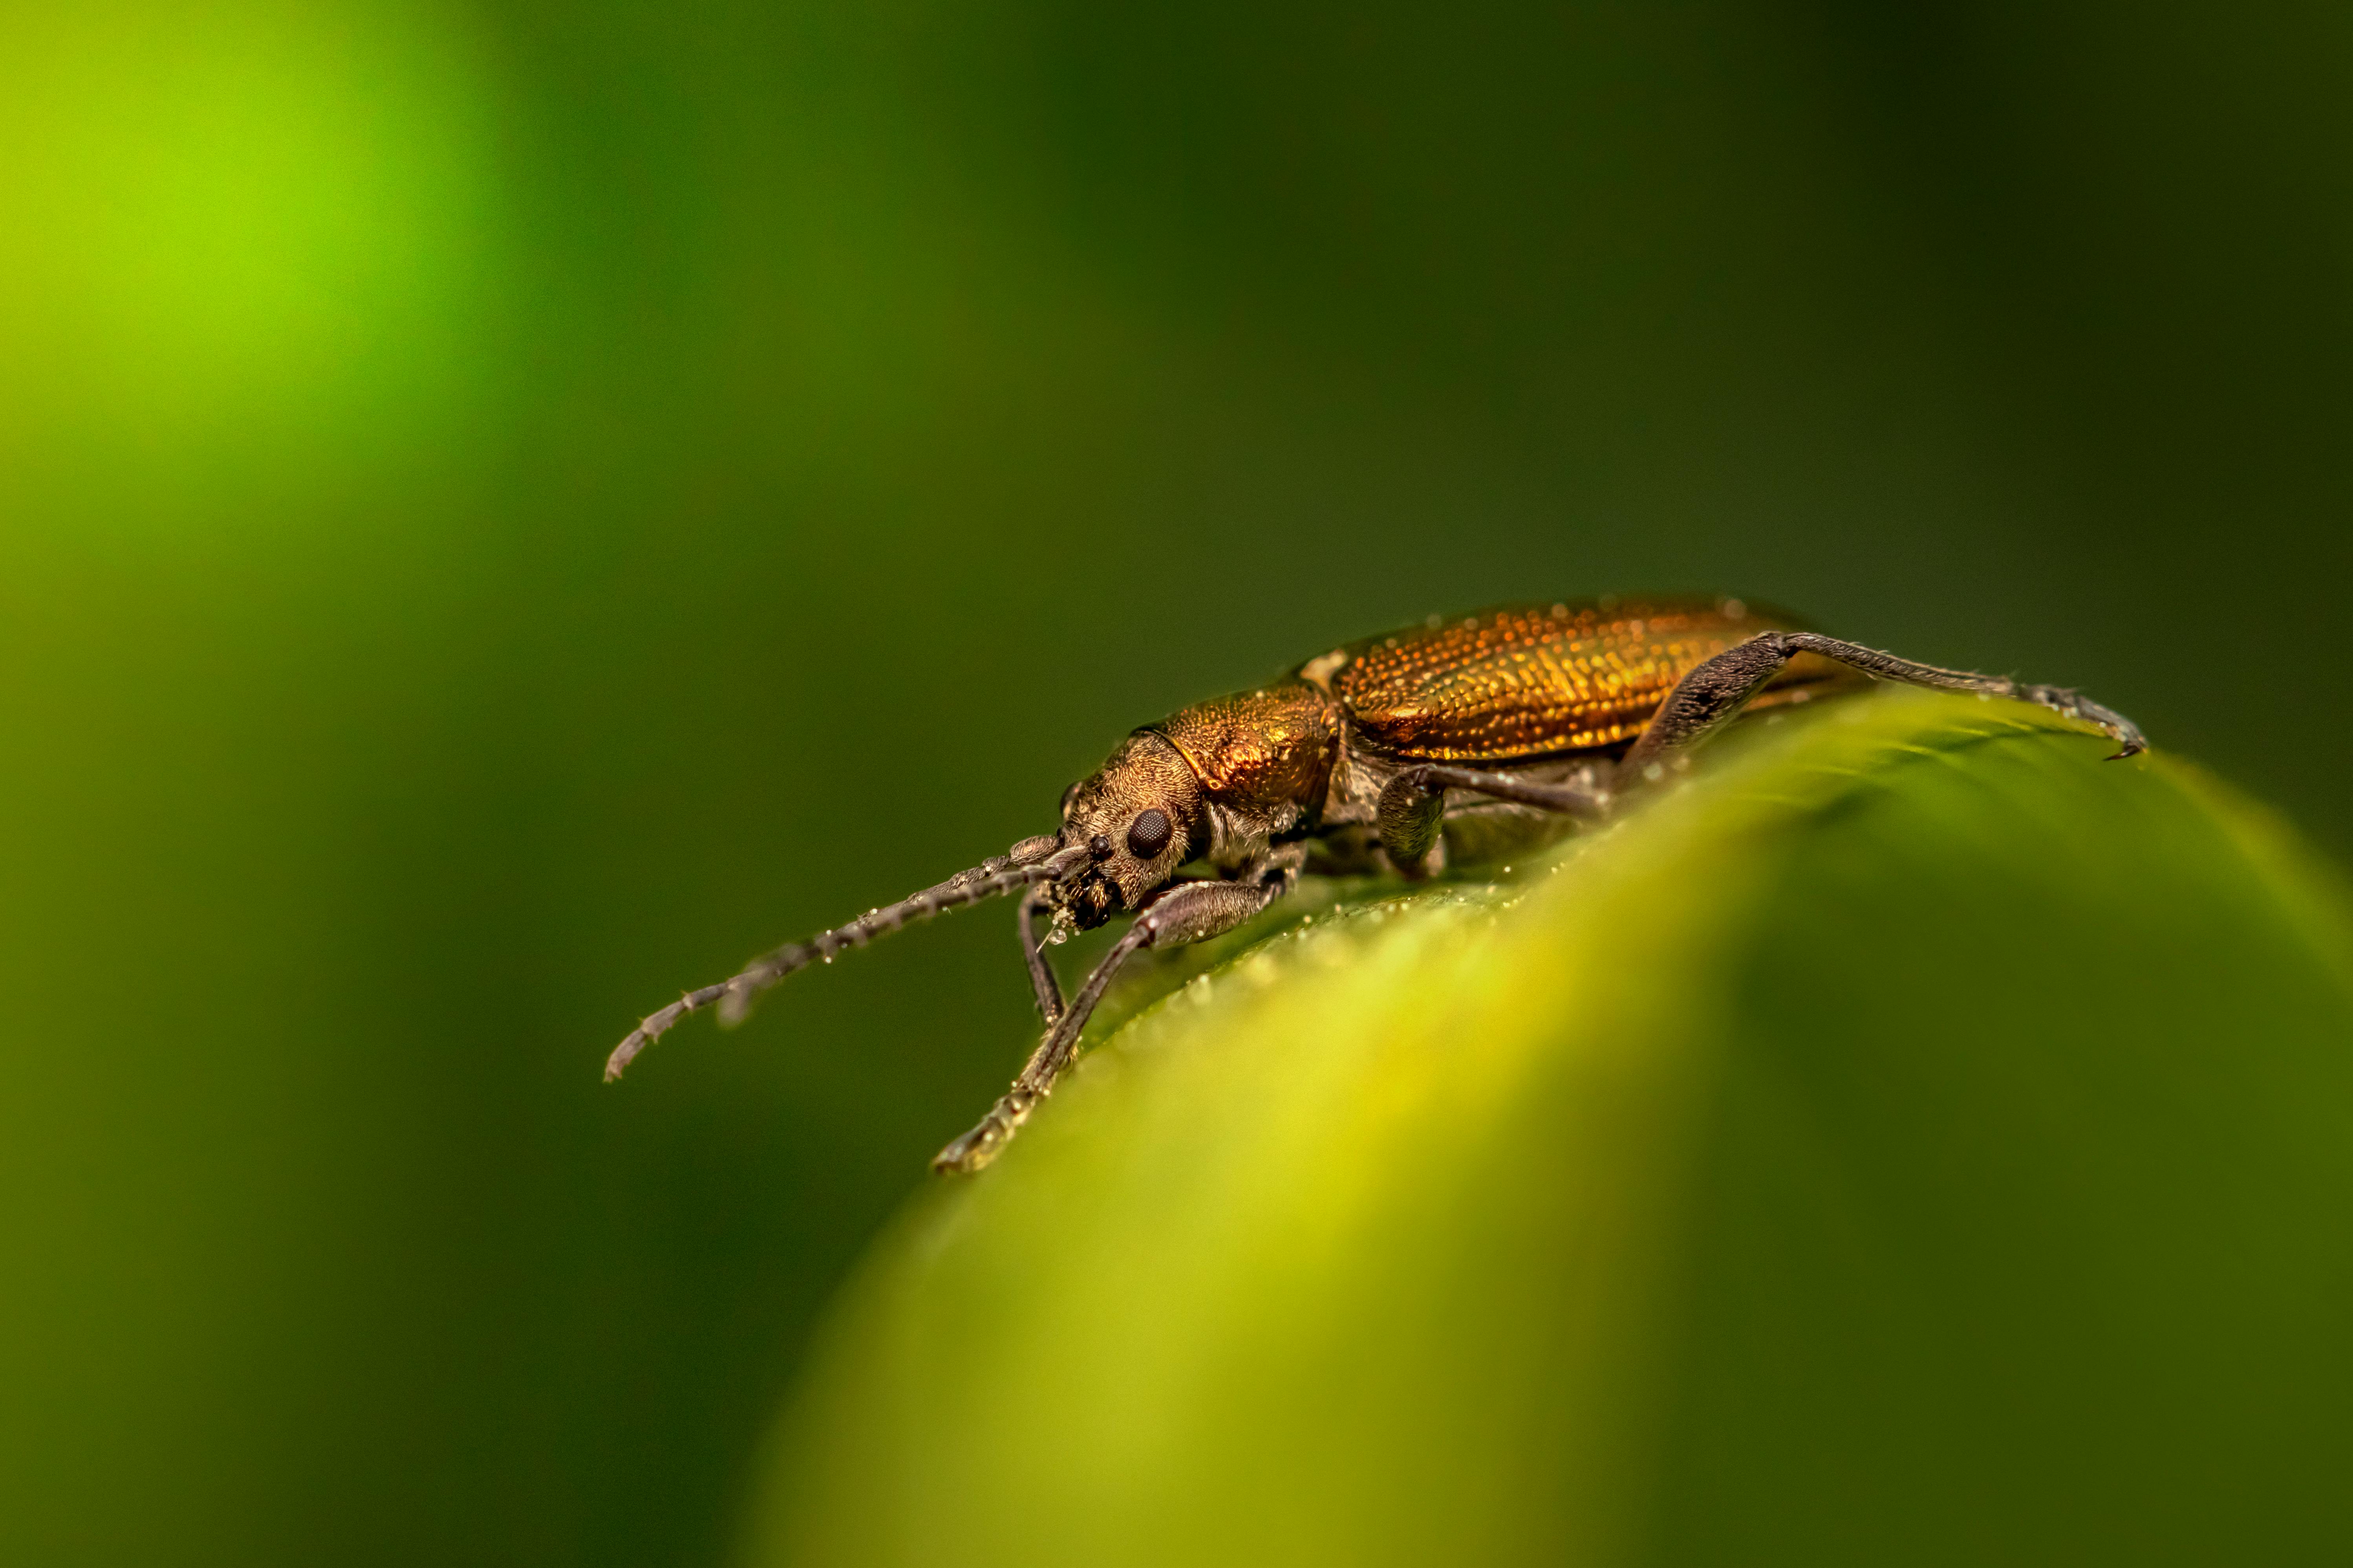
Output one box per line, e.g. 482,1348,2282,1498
935,852,1305,1174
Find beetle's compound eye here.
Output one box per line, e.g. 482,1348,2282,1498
1125,808,1173,860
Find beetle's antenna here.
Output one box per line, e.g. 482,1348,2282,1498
604,835,1089,1081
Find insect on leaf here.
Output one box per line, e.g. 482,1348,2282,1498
750,688,2353,1568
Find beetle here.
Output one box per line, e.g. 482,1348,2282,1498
605,596,2144,1172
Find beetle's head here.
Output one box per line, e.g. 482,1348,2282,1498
602,727,1214,1085
1052,731,1207,931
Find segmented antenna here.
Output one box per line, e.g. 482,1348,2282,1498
604,835,1079,1081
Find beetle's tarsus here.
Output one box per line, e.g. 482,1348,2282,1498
932,858,1307,1171
2097,727,2147,760
2014,680,2147,760
932,1090,1038,1175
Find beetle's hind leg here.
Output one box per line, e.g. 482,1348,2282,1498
1617,630,2146,789
935,851,1306,1175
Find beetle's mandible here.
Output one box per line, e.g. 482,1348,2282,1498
605,596,2145,1173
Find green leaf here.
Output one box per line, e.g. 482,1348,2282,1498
747,689,2353,1567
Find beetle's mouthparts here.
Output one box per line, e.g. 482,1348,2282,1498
1065,867,1127,930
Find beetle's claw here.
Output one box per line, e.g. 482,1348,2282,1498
2100,719,2150,761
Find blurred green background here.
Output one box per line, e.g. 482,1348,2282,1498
1,1,2346,1563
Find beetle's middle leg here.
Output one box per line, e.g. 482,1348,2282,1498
935,850,1306,1174
1616,631,2146,790
1376,764,1607,876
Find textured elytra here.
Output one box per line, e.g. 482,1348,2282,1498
1317,597,1855,760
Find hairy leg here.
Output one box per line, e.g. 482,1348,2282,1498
935,854,1305,1173
1616,630,2146,789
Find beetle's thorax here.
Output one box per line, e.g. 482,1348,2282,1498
1149,679,1342,870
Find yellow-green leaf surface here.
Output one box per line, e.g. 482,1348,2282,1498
751,689,2353,1567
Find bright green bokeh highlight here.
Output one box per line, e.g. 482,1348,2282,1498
759,692,2353,1566
0,0,499,510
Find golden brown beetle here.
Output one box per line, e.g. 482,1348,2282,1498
606,596,2143,1171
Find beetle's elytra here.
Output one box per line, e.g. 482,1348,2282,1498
607,595,2144,1172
